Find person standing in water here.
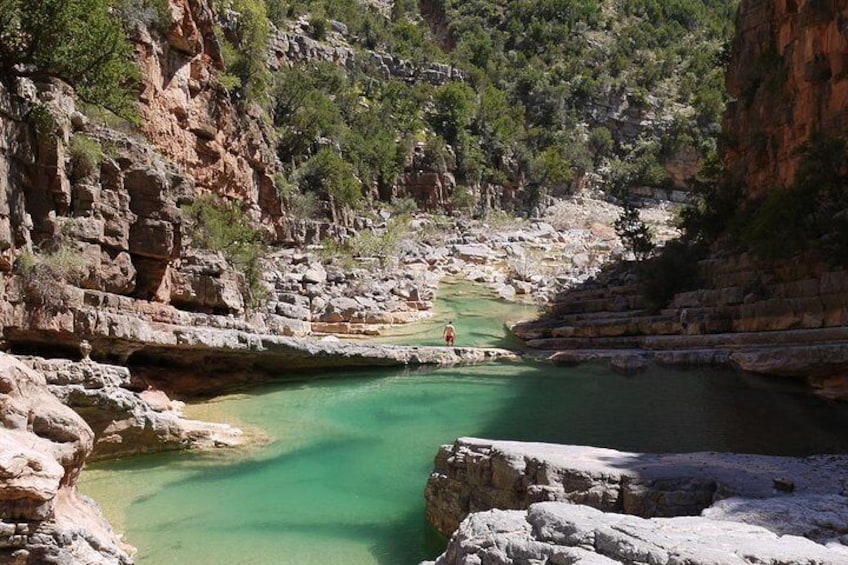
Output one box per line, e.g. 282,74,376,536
443,321,456,346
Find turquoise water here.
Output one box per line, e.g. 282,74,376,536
370,281,539,348
80,286,848,565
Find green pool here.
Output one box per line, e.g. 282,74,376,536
80,286,848,564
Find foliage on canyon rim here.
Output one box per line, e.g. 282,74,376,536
223,0,738,219
0,0,140,117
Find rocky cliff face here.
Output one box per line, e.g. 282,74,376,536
515,2,848,399
136,0,284,236
724,0,848,199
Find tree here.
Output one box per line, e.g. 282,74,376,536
299,148,362,221
431,83,477,146
218,0,272,105
0,0,139,117
615,198,655,261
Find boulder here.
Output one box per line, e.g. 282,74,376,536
24,357,243,460
425,438,848,538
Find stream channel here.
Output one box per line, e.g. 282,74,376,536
80,282,848,564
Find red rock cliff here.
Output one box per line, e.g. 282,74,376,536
724,0,848,199
135,0,284,234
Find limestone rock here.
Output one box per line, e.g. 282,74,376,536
24,357,243,460
425,438,848,538
428,502,848,565
0,354,132,564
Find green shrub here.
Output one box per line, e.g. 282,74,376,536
309,15,328,40
615,199,655,261
389,197,418,215
298,148,362,212
321,216,411,268
0,0,140,118
450,185,476,214
30,105,57,142
742,136,848,262
16,244,88,305
215,0,272,105
288,191,322,220
265,0,288,26
114,0,172,33
69,134,103,178
185,195,269,308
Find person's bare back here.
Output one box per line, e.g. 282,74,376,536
443,321,456,346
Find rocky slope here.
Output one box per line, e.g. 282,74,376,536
514,0,848,399
424,438,848,564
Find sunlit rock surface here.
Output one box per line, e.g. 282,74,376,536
0,355,133,564
425,502,848,565
424,437,848,565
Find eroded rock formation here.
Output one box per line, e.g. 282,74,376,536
22,357,242,459
0,354,133,564
424,438,848,564
136,0,284,236
426,502,848,565
425,438,848,538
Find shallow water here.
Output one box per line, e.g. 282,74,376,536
369,281,539,348
80,286,848,565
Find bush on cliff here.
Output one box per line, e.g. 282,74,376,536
16,243,88,306
297,148,362,222
0,0,139,117
185,195,270,308
743,136,848,263
215,0,273,105
69,134,104,179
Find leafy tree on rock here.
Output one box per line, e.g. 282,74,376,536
0,0,139,116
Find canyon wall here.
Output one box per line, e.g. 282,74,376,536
516,1,848,398
136,0,284,236
724,0,848,199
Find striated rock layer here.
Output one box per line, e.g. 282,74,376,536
425,438,848,538
513,253,848,399
22,357,242,459
424,439,848,564
0,354,133,564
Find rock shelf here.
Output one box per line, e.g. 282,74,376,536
424,438,848,564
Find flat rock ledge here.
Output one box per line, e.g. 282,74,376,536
424,438,848,564
5,307,517,395
127,335,518,395
20,357,243,460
